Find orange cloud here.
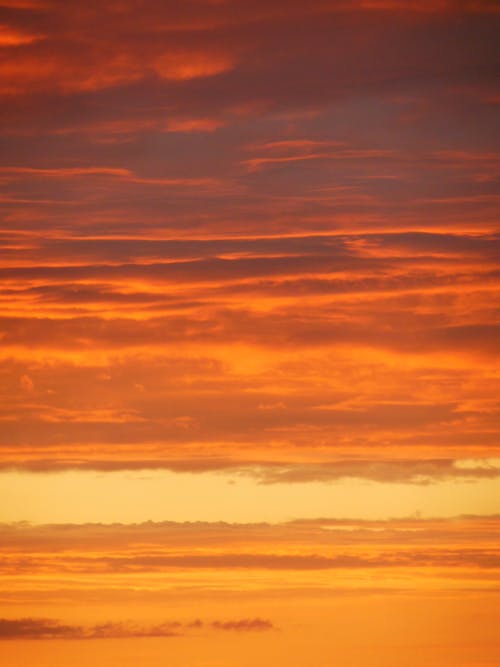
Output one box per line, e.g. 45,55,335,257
154,52,235,80
166,118,225,133
0,25,42,46
0,3,499,663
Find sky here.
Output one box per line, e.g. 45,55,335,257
0,1,499,665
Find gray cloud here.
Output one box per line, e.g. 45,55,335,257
0,616,274,640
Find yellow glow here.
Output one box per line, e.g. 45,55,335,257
1,470,499,524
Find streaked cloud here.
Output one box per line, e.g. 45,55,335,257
0,2,498,663
0,616,274,640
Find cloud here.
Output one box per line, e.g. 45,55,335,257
248,459,500,485
0,618,83,640
154,52,235,81
212,618,274,631
0,616,274,640
0,25,41,46
1,514,498,552
0,516,497,592
1,543,498,574
0,311,498,355
0,0,497,130
1,458,499,485
165,118,225,133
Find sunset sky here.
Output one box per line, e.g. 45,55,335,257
0,1,499,665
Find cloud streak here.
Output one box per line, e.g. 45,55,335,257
0,515,498,579
1,458,499,485
0,616,274,640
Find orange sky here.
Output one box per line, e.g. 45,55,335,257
0,1,499,665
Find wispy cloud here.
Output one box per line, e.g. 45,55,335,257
0,616,275,640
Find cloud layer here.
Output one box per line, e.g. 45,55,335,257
1,5,499,664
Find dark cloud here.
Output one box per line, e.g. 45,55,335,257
212,618,274,631
0,311,498,355
1,1,498,108
1,231,498,265
0,618,181,640
1,458,499,485
249,459,500,485
0,616,274,640
0,618,82,640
